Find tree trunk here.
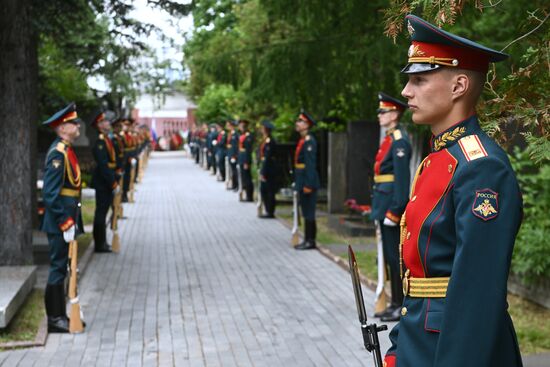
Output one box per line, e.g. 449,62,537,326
0,0,37,265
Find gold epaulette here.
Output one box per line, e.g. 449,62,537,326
392,129,402,140
55,142,66,153
457,134,488,162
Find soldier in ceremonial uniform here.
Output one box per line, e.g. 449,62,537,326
383,15,523,367
294,110,320,250
110,117,125,184
238,119,254,201
121,119,134,202
90,110,119,253
41,102,84,333
215,123,227,181
258,120,278,218
226,119,239,190
206,123,218,173
371,92,411,322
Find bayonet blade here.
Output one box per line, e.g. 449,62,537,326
348,245,368,325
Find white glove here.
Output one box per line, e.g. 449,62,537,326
113,185,121,196
63,225,75,242
383,217,398,227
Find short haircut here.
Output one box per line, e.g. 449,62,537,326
443,68,486,105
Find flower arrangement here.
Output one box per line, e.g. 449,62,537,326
344,198,371,216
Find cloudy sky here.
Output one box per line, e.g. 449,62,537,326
88,0,194,92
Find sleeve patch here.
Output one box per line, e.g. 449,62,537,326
458,135,488,162
472,189,499,221
396,148,405,158
52,159,62,169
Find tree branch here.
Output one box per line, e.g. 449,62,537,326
501,12,549,52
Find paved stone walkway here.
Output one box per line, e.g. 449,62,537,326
0,151,393,367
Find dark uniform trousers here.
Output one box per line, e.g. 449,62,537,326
260,181,276,216
47,233,69,285
379,220,403,306
230,160,238,190
299,191,317,220
241,167,254,201
93,188,113,250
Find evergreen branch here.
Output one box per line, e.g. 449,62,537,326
501,12,549,52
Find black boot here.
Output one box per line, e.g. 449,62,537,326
295,221,309,248
45,284,70,333
296,220,316,250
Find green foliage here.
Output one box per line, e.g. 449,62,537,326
33,0,192,118
195,84,244,122
38,37,94,109
510,148,550,283
184,0,410,124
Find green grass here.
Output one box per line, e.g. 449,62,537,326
509,294,550,355
350,249,378,281
81,198,95,226
77,232,92,258
0,289,45,347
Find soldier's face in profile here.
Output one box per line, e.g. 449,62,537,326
60,121,80,140
401,69,454,126
98,119,111,133
377,110,398,127
295,119,308,133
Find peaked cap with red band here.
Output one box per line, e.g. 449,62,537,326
42,102,82,129
90,108,106,128
297,109,316,126
377,91,408,113
402,14,508,74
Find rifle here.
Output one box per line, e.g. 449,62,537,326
374,221,387,314
348,245,387,367
225,156,231,189
129,159,136,203
68,239,84,333
110,185,122,253
237,164,244,201
291,190,300,247
256,169,263,217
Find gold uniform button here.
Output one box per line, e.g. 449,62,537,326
411,195,417,202
406,232,411,240
401,307,408,316
425,159,431,167
448,164,453,173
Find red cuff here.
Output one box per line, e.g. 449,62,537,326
59,217,75,232
384,354,396,367
385,210,401,224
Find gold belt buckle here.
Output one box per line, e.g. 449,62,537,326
402,269,410,296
